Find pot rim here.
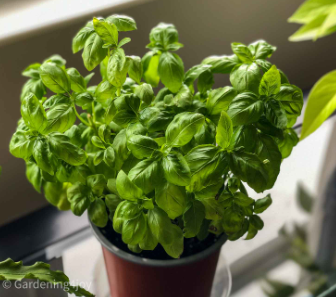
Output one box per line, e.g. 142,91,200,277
89,217,227,267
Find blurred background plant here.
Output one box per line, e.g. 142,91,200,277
288,0,336,141
261,184,336,297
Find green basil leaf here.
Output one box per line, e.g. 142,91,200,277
105,193,122,213
44,94,71,109
40,62,71,94
75,92,94,110
230,62,261,94
93,150,104,166
228,219,249,241
228,176,240,194
103,146,115,167
248,40,277,59
72,23,95,53
112,129,129,170
229,150,268,193
67,183,91,216
275,84,304,126
184,64,212,86
254,194,272,214
87,174,106,196
231,42,253,63
162,152,191,186
155,182,188,219
139,221,159,250
66,68,86,92
246,223,258,240
139,107,174,132
113,201,146,245
116,170,142,200
206,87,237,115
88,199,108,227
93,17,118,45
194,120,216,146
82,33,107,71
127,134,159,159
43,54,66,67
173,84,192,108
148,206,184,259
21,93,47,132
233,192,254,206
166,112,204,147
148,23,179,50
10,131,35,159
197,70,214,94
185,145,228,192
105,15,137,31
128,56,143,84
118,37,131,48
33,139,56,175
128,158,159,194
22,63,41,79
26,160,42,192
142,51,161,87
84,73,95,86
183,200,205,238
230,125,258,152
227,92,264,126
134,83,154,106
158,52,184,93
21,78,46,101
95,80,116,106
195,182,225,220
216,111,233,149
265,99,288,129
222,207,244,234
277,128,299,158
44,182,71,211
250,215,264,230
48,133,87,166
259,65,281,96
202,54,240,74
44,104,76,134
255,133,282,189
107,48,130,88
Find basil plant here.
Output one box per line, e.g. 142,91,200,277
10,15,303,258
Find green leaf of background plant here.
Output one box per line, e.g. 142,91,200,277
0,259,94,297
300,70,336,140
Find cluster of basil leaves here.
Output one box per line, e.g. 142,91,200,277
10,15,303,258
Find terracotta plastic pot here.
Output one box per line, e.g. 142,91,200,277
90,221,227,297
